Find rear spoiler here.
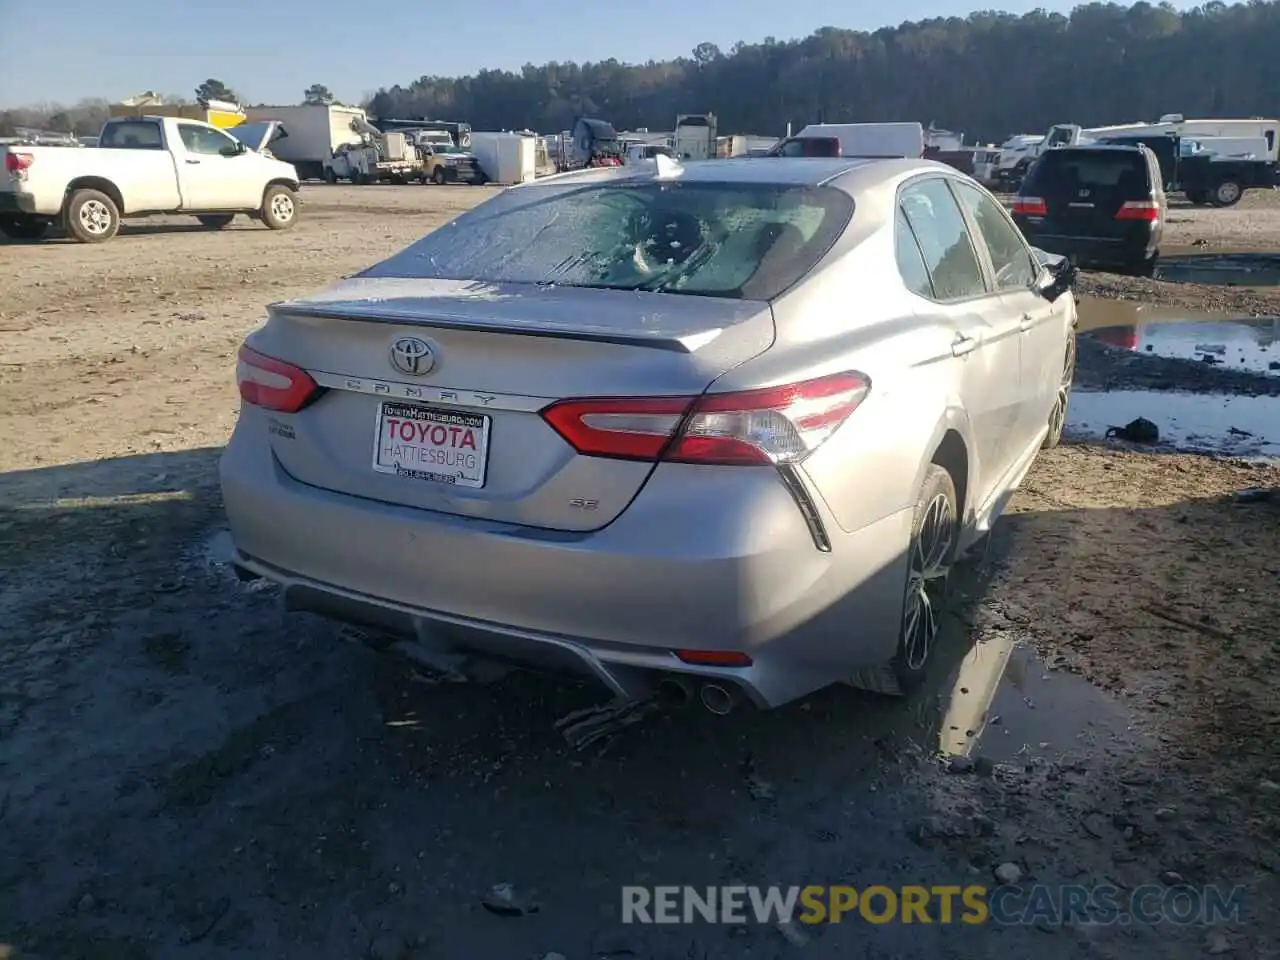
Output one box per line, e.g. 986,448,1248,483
268,300,722,354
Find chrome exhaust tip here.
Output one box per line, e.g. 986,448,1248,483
699,682,739,716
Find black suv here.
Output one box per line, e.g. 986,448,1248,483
1011,144,1166,277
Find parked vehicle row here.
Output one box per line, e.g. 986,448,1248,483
994,114,1279,206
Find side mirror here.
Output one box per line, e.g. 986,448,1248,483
220,141,246,158
1036,257,1077,303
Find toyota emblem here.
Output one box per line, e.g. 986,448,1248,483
390,337,435,377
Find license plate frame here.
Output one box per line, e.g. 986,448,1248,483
372,400,491,489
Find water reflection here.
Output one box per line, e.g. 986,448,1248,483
936,637,1133,762
1076,296,1279,375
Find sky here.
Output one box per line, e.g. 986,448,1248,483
1,0,1198,109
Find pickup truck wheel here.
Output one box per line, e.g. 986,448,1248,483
1212,179,1243,207
431,167,448,185
0,215,51,241
322,167,337,184
260,185,298,231
197,214,235,230
65,189,120,243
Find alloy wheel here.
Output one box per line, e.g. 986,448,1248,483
901,493,954,671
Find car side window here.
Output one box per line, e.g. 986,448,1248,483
898,179,988,301
951,181,1038,291
178,124,239,156
894,206,935,298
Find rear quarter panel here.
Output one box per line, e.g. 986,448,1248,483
709,189,972,535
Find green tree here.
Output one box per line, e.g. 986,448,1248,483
303,83,335,105
195,79,237,104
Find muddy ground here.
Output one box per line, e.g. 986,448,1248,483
2,185,1279,960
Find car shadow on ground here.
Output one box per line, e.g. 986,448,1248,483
1,444,1276,959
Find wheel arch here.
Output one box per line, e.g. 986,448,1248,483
64,177,125,215
264,177,300,196
915,407,977,531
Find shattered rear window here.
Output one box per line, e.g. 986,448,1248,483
361,180,853,300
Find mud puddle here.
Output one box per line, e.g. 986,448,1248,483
1067,389,1280,459
933,635,1136,763
1076,296,1279,374
1154,250,1280,287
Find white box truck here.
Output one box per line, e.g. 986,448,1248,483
242,104,367,180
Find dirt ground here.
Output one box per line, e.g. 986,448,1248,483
2,184,1279,960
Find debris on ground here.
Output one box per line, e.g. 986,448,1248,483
1104,416,1159,443
554,697,662,751
480,882,539,917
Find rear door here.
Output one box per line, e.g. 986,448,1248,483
898,177,1023,500
951,179,1062,451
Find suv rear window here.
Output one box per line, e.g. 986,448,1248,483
363,181,854,300
1024,150,1148,194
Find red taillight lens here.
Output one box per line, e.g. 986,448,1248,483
236,344,320,413
4,152,34,176
675,650,753,667
540,371,870,467
1012,197,1047,216
1115,200,1160,221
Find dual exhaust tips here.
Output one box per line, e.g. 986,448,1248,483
658,676,741,715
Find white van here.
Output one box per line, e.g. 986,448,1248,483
790,122,925,159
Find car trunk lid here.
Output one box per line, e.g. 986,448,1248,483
248,276,775,532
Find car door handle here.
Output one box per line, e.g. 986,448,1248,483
185,159,201,165
951,333,979,357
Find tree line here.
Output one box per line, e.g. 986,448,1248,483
6,2,1280,142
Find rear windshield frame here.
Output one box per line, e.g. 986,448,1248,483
360,179,855,302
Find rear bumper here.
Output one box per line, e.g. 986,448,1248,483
219,418,913,708
0,193,37,215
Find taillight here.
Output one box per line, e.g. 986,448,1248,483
4,152,34,178
1115,200,1160,221
1012,197,1047,216
236,344,320,413
540,371,870,467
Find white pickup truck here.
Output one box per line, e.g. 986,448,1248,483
0,115,301,243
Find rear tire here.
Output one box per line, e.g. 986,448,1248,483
0,214,51,241
322,167,338,184
432,166,447,185
64,188,120,243
848,465,958,697
260,185,297,231
197,214,235,229
1042,333,1076,450
1212,179,1243,208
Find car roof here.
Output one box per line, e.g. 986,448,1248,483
524,156,963,195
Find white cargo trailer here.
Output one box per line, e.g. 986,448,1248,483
242,104,368,180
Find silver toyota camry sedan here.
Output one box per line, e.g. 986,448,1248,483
220,156,1077,711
